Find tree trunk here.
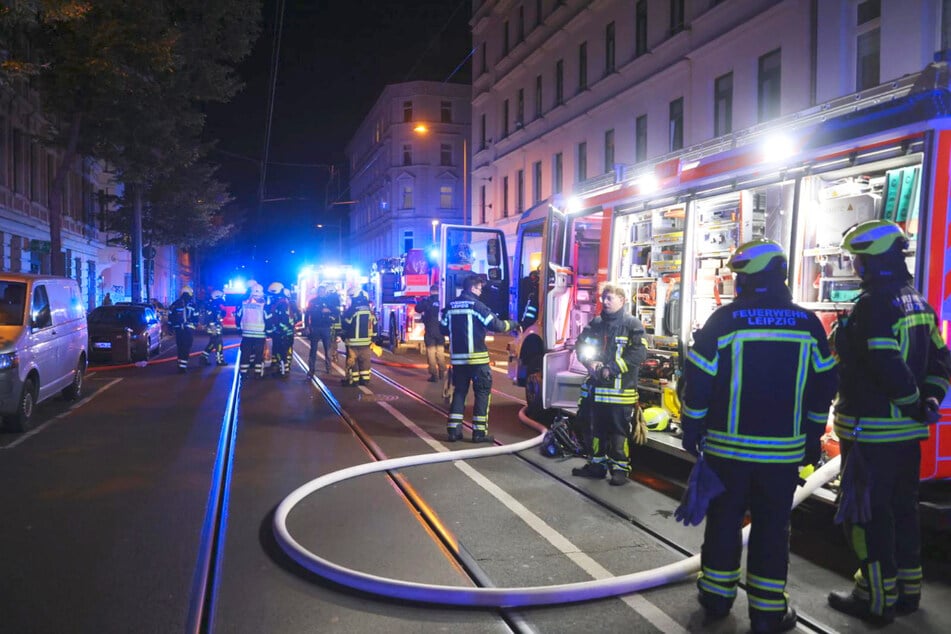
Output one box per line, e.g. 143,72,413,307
48,112,83,277
131,184,144,303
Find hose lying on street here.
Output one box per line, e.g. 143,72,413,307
272,406,842,607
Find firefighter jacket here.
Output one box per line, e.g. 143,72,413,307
576,309,647,405
169,296,199,331
305,296,339,331
681,286,838,464
342,299,376,347
203,298,226,326
236,299,266,338
441,289,516,365
832,276,951,444
265,297,295,338
520,290,539,329
415,293,444,346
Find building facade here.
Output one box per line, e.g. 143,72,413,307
345,81,472,269
470,0,947,247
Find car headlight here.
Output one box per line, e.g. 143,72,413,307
0,351,19,370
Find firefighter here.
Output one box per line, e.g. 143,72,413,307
680,239,837,633
827,220,951,624
520,268,541,329
441,273,518,442
265,282,295,377
341,289,376,386
415,284,447,382
201,289,227,366
571,282,647,486
236,283,267,379
305,284,339,376
168,286,199,373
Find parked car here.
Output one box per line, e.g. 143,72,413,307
88,304,163,363
0,274,87,432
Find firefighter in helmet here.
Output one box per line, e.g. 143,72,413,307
201,290,227,366
265,281,295,377
680,239,838,633
168,285,199,373
341,288,376,386
827,220,951,624
441,273,518,442
236,283,267,379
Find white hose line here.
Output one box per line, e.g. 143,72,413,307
272,409,842,607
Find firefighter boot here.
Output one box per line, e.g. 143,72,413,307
751,606,798,633
571,463,607,479
827,591,895,625
447,427,463,442
472,431,494,443
609,470,630,486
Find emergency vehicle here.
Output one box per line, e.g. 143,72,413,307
368,249,433,351
296,264,364,315
508,64,951,482
220,280,249,332
435,224,513,323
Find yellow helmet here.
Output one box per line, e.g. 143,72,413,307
727,239,787,274
267,282,285,295
642,407,670,431
840,219,908,256
182,286,194,296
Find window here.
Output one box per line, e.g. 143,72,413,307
440,100,452,123
502,175,510,217
604,129,615,173
577,142,587,181
555,59,564,105
517,88,525,127
516,169,525,212
402,144,412,166
553,152,563,194
403,230,414,254
535,74,543,117
605,22,616,74
480,113,487,149
635,115,647,163
502,99,510,138
517,5,525,42
535,0,543,26
440,184,453,208
635,1,648,57
578,41,588,91
503,20,510,56
532,160,542,204
670,0,685,35
403,101,413,123
440,143,452,166
714,72,733,136
669,97,683,151
31,285,52,330
481,41,487,75
401,184,414,209
856,1,881,91
480,185,487,224
758,49,782,122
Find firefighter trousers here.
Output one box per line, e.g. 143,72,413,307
346,344,371,384
578,394,633,473
239,336,266,376
174,329,193,370
447,364,492,435
699,456,799,629
839,439,922,615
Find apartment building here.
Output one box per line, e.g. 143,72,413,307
470,0,946,247
345,81,471,269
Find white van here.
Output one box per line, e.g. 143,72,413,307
0,274,88,431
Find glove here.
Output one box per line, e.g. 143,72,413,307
599,366,615,382
681,421,702,457
632,408,648,445
917,397,941,424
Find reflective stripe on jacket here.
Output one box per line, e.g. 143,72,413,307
441,290,515,365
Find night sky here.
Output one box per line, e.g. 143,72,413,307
201,0,471,288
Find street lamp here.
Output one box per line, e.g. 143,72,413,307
431,219,439,243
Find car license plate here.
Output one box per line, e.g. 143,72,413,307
94,342,112,349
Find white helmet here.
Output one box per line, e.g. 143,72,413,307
250,284,264,299
211,290,224,300
268,281,284,295
182,286,194,296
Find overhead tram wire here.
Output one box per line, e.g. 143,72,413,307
253,0,287,264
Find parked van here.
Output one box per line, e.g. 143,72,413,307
0,274,88,431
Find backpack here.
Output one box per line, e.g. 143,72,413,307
539,415,584,458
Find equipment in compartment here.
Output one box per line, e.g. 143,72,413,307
814,176,880,248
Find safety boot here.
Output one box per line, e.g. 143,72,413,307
609,470,630,486
827,591,895,625
447,428,463,442
571,463,607,479
895,595,919,615
472,431,494,443
751,606,798,633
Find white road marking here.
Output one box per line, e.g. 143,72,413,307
2,378,124,450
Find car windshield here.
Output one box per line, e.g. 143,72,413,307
0,281,27,326
89,308,145,329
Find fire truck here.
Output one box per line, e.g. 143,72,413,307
508,64,951,482
296,264,364,315
368,249,432,351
